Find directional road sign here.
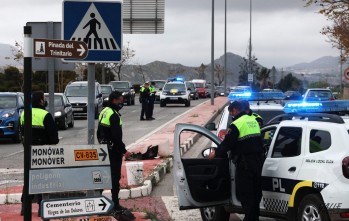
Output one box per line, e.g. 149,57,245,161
29,166,112,194
30,144,109,169
63,0,122,63
41,196,113,219
33,38,88,59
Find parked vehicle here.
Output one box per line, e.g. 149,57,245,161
64,81,103,119
185,81,199,100
0,92,24,143
303,88,335,101
216,86,226,96
160,81,191,107
44,93,74,130
109,81,135,105
192,79,207,98
100,84,114,107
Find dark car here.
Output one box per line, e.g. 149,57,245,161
284,90,302,100
0,92,24,143
185,81,199,100
100,84,114,107
206,87,217,98
109,81,135,105
45,93,74,130
216,86,226,96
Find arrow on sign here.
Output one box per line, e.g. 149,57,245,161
99,148,107,161
99,199,107,210
77,43,86,56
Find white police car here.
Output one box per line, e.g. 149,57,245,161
173,94,349,221
160,80,191,107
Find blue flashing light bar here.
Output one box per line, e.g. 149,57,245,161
228,91,285,101
284,100,349,113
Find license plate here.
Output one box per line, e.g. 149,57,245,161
170,97,178,100
73,108,83,111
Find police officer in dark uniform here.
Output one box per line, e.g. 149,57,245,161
208,101,263,221
240,99,263,127
20,91,59,216
147,82,156,120
97,91,135,220
139,82,150,120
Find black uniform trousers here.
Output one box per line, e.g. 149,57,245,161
108,147,123,207
235,153,263,221
147,96,155,118
141,99,148,119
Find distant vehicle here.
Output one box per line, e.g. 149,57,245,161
262,88,282,93
206,87,217,98
64,81,103,119
216,86,226,96
192,79,207,98
284,90,302,100
109,81,135,105
303,88,335,101
160,81,191,107
230,85,252,93
150,80,167,102
0,92,24,143
185,81,199,100
100,84,114,107
44,93,74,130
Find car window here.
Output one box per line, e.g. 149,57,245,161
101,86,112,95
152,81,166,89
65,86,88,97
110,82,129,89
18,95,24,107
272,127,302,158
261,127,277,156
309,129,331,153
0,96,17,109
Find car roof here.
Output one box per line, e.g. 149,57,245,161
68,81,99,86
166,81,185,84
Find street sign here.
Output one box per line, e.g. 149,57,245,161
33,38,88,59
344,67,349,81
31,145,109,169
41,196,113,219
63,0,123,63
248,73,254,82
29,166,112,194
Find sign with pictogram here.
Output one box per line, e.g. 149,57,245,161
344,67,349,81
30,145,109,169
63,0,122,63
41,196,113,219
33,38,88,59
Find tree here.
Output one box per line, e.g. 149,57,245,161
214,64,224,86
277,73,302,92
256,67,271,90
305,0,349,61
238,55,259,86
195,63,207,79
108,42,135,81
3,66,23,92
134,63,146,83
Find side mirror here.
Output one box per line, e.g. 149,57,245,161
201,148,212,158
205,122,216,131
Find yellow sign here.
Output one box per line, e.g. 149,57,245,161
74,149,99,161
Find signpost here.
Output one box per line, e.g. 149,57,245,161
33,38,88,59
41,196,113,219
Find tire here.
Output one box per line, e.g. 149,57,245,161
60,117,68,130
12,126,21,143
160,101,166,107
68,115,74,128
297,194,329,221
200,206,230,221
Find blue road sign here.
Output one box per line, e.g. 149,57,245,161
63,0,122,63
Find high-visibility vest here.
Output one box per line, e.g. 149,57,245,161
99,107,122,126
20,108,48,129
232,114,260,140
149,85,156,93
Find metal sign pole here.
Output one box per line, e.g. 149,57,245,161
23,25,33,221
210,0,215,105
47,22,55,117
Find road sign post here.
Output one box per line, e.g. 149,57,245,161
41,196,113,219
33,38,88,59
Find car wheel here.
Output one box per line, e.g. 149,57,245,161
60,117,68,130
68,115,74,128
200,206,230,221
297,194,329,221
12,125,22,143
160,101,166,107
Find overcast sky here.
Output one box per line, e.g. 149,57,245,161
0,0,339,69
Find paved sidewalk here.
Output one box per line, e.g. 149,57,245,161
0,97,228,220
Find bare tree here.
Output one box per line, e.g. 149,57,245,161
214,64,224,86
195,63,207,79
134,62,146,83
108,42,135,81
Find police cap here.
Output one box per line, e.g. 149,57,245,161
228,101,243,112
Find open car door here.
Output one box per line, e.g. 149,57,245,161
173,123,231,210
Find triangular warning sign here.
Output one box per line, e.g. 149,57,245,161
70,3,121,51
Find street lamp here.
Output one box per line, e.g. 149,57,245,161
210,0,215,105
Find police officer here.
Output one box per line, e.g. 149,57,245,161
97,91,135,220
208,101,263,221
147,81,156,120
240,99,263,127
20,91,59,217
139,82,150,120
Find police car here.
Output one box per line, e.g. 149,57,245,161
173,92,349,221
160,79,191,107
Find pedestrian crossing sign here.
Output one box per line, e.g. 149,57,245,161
63,0,122,63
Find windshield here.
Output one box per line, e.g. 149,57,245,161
152,81,166,89
216,87,225,92
185,83,195,89
164,84,186,91
0,96,17,109
306,90,333,100
101,86,112,95
65,86,88,97
110,82,129,89
194,83,205,88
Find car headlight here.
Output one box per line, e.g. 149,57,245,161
104,97,109,101
54,111,62,117
2,111,15,118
